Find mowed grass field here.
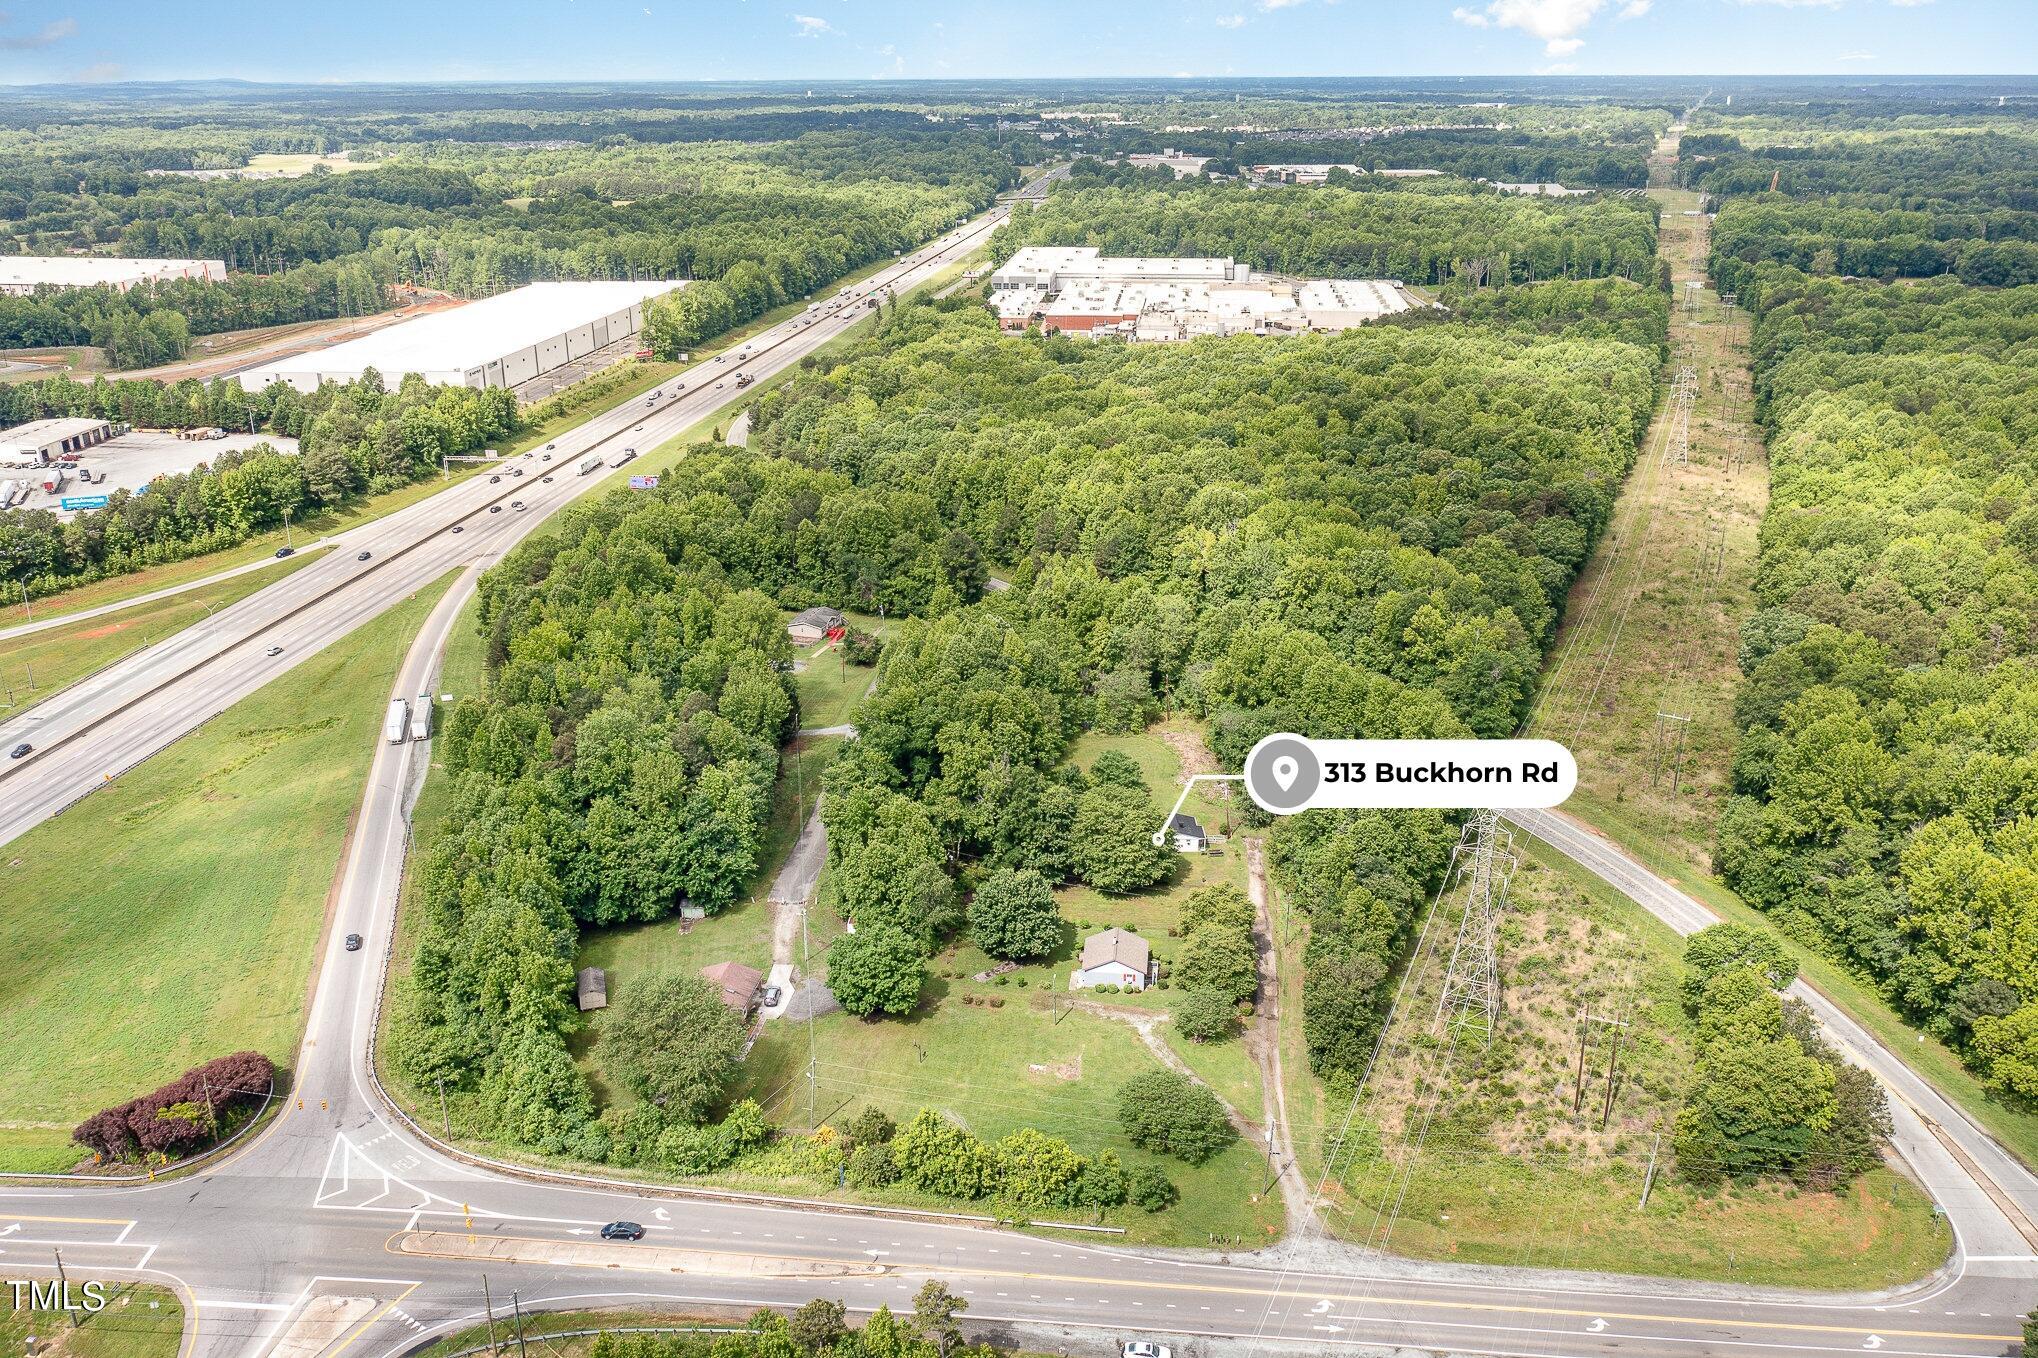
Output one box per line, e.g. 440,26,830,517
0,550,325,712
734,997,1285,1246
0,573,455,1172
0,1283,183,1358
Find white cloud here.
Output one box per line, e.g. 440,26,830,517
0,16,76,50
1538,61,1579,74
1259,0,1308,9
1617,0,1652,17
790,13,833,36
1836,48,1877,59
1889,0,1932,6
1730,0,1844,7
1453,0,1613,55
74,60,122,82
1216,12,1247,26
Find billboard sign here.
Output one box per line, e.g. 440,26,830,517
60,495,110,511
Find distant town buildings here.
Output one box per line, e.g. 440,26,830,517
1489,181,1593,197
987,247,1423,342
1247,163,1443,185
0,256,227,296
1124,150,1213,178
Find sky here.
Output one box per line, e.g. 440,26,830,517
0,0,2029,85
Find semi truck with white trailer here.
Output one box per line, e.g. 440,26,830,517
409,693,433,742
579,455,603,476
383,698,410,745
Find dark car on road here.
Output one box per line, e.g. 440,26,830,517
599,1222,645,1241
274,546,294,558
357,550,372,561
344,933,363,951
8,742,30,759
489,475,501,483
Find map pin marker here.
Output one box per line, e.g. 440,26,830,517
1272,755,1300,792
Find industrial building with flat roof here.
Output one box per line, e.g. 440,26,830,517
235,280,685,394
0,417,117,465
988,249,1422,342
0,256,227,296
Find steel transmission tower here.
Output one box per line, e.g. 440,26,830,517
1431,811,1517,1048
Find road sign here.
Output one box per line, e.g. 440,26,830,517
59,495,109,510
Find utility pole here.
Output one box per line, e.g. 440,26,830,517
1572,1010,1592,1116
282,506,293,551
200,1071,218,1136
52,1248,75,1328
437,1077,451,1140
482,1277,499,1357
510,1291,529,1358
1639,1131,1663,1208
1601,1014,1628,1131
803,890,817,1131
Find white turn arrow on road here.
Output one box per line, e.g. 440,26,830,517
1310,1301,1333,1315
651,1208,670,1221
1864,1337,1884,1350
1588,1318,1608,1332
1312,1326,1345,1334
566,1229,592,1236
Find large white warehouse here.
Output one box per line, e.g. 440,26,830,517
0,256,227,296
236,280,685,394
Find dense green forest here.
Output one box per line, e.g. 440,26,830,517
1714,275,2038,1104
390,285,1662,1176
0,99,1023,364
993,173,1661,288
0,372,516,590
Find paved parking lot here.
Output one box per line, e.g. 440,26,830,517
1,429,299,519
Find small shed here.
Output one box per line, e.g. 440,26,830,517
787,605,846,645
1168,812,1209,853
1073,928,1151,992
701,960,765,1016
576,966,608,1012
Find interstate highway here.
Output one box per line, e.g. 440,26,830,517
0,183,1021,851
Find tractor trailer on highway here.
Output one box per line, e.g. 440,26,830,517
383,699,409,745
409,693,433,742
578,455,602,476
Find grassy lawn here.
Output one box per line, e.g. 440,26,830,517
0,550,325,713
733,997,1285,1247
1288,838,1950,1289
0,1283,183,1358
0,573,457,1172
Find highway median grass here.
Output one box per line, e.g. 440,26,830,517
0,549,326,713
0,571,457,1173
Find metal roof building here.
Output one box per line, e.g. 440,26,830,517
235,280,685,394
0,417,116,464
0,256,227,296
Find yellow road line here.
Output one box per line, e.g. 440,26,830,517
0,1212,136,1225
385,1231,2019,1344
320,1282,420,1358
